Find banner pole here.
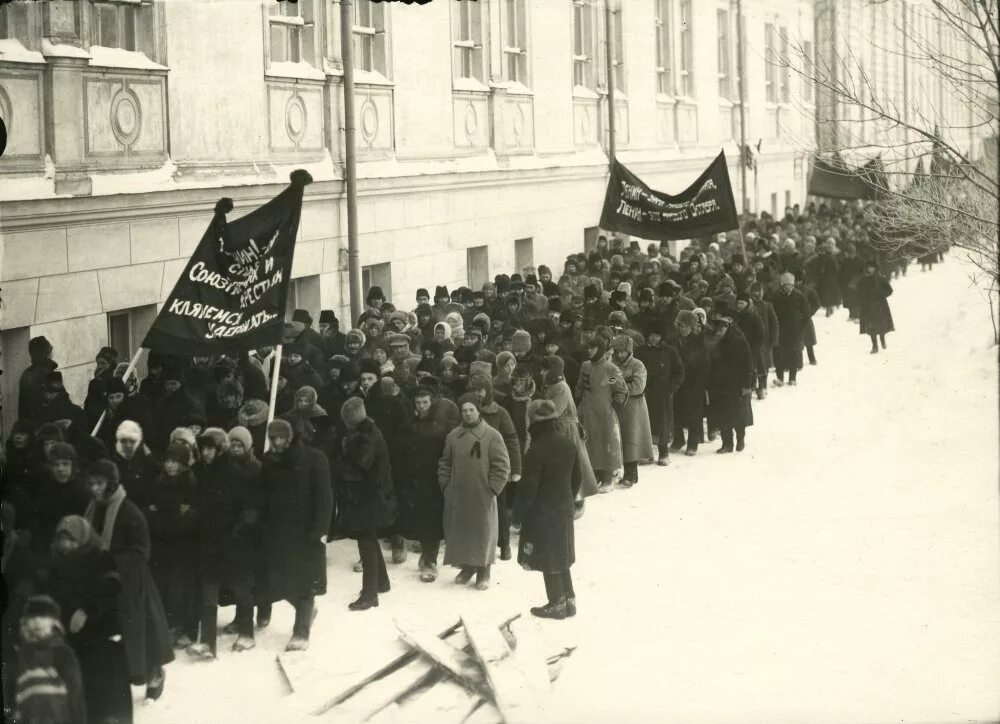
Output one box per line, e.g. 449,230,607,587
91,346,146,438
263,344,283,453
341,0,363,325
605,0,616,168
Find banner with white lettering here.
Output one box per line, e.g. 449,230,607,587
599,151,739,240
142,171,311,354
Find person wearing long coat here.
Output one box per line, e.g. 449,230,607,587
812,246,842,314
610,335,654,485
396,387,450,582
856,261,895,353
671,310,711,455
749,283,779,397
838,244,865,320
338,397,397,610
769,273,811,385
513,400,582,620
259,418,333,651
83,459,174,702
575,337,627,490
634,331,684,465
437,394,511,591
706,312,755,453
541,355,598,512
734,294,766,395
796,280,821,366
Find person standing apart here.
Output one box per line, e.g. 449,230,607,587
856,260,895,353
438,394,511,591
770,273,810,387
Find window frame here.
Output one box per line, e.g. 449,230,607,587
571,0,595,91
611,3,625,94
501,0,529,87
90,0,147,52
802,38,815,103
268,0,314,65
352,0,388,76
452,0,485,83
778,24,790,103
654,0,673,97
678,0,693,98
764,21,777,103
717,6,732,100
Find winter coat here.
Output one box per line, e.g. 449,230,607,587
813,254,842,307
479,403,523,477
437,420,511,567
150,387,204,453
756,299,780,368
23,475,90,559
614,346,655,463
194,455,259,588
394,411,450,542
856,274,895,336
838,254,865,313
771,288,810,371
575,357,627,472
86,492,175,683
13,637,86,724
94,395,155,451
144,468,199,628
18,358,57,422
673,334,710,430
29,393,88,434
636,342,685,442
736,306,767,375
707,327,755,430
260,440,333,601
513,420,581,573
111,445,160,511
543,379,598,497
84,367,116,427
800,285,820,347
338,418,396,535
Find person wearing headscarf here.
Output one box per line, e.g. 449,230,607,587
83,459,174,702
23,442,90,568
575,333,627,492
437,394,511,591
84,346,120,427
110,420,160,512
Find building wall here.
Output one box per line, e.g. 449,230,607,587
0,0,821,433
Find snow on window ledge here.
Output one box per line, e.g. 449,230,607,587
89,46,167,71
41,39,91,60
265,60,325,81
452,76,490,93
573,85,600,100
0,39,45,64
353,68,394,87
504,81,534,96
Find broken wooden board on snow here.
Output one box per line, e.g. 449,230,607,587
394,620,488,695
460,614,550,724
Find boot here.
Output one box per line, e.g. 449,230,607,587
656,456,670,467
707,429,718,442
391,545,407,564
773,378,784,387
145,668,166,702
500,545,512,561
669,441,684,452
186,642,216,661
788,379,797,386
455,567,475,585
173,633,193,650
565,597,577,617
222,620,239,636
597,480,614,494
378,579,391,594
232,635,256,652
475,566,491,591
756,388,765,400
348,595,379,611
256,611,271,630
285,636,310,651
716,445,734,454
419,559,438,583
880,336,887,350
530,598,567,620
870,345,879,354
684,447,697,457
736,438,746,452
352,559,363,572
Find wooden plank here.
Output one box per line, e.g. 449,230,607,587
319,657,438,723
394,620,489,694
461,698,506,724
396,676,485,724
461,615,549,724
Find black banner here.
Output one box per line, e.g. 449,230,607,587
599,151,739,240
807,155,881,200
142,171,311,355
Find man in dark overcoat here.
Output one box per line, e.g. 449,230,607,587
769,272,810,386
706,311,755,453
636,330,685,465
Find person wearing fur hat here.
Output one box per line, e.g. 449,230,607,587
670,310,711,456
29,370,88,434
319,310,347,359
19,336,58,423
770,272,811,386
44,515,133,723
536,265,559,296
83,346,120,427
11,594,87,724
610,335,654,485
235,398,270,458
575,334,627,492
513,399,582,619
83,459,174,701
92,374,153,450
438,394,511,590
455,325,497,373
491,351,517,404
207,377,244,430
259,418,333,650
110,420,160,512
749,283,780,398
706,310,755,453
636,329,685,466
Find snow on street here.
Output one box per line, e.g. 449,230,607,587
136,258,1000,724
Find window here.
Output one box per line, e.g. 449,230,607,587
453,0,484,82
803,39,814,103
770,192,778,218
515,238,534,275
764,22,777,102
610,6,624,92
285,276,321,321
467,246,489,290
584,226,600,253
92,1,141,51
362,262,393,302
717,8,731,99
654,0,672,95
502,0,528,85
107,305,157,376
0,1,29,44
785,190,792,211
354,0,388,75
679,0,693,96
779,25,790,103
268,0,314,64
572,0,594,89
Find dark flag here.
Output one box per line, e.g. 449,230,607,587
807,154,880,200
142,170,313,355
599,151,739,241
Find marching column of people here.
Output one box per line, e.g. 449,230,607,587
2,202,917,722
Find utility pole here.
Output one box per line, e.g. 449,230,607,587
341,0,362,324
605,0,616,167
736,0,747,213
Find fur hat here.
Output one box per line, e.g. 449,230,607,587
779,272,796,286
358,358,381,378
584,284,600,301
469,360,493,379
346,328,367,347
608,310,629,327
366,286,385,305
319,309,337,325
388,332,410,347
47,442,77,463
28,336,53,359
611,334,633,354
170,426,198,450
267,418,293,441
22,594,62,622
54,516,97,551
434,285,449,300
197,427,230,452
227,426,254,454
340,397,367,428
96,346,118,365
543,355,565,376
115,420,143,442
416,288,430,300
495,351,515,372
85,459,120,491
35,423,64,445
527,399,559,424
617,281,633,298
456,392,482,412
44,371,65,393
164,442,192,467
512,329,532,355
292,309,313,326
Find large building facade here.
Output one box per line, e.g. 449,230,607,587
0,0,820,431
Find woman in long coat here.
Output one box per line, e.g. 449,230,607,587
437,394,511,591
610,335,654,486
575,336,627,491
513,400,582,620
706,313,755,453
259,418,333,650
636,331,685,465
769,273,810,385
83,459,174,702
671,310,711,456
856,260,895,353
541,355,598,512
338,397,397,610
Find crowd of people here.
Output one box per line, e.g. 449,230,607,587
1,201,917,723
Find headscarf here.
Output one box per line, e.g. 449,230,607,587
52,515,99,556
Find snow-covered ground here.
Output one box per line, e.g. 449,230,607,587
136,258,1000,724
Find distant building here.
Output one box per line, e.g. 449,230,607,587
2,0,818,430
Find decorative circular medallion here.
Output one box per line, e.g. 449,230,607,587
464,103,478,142
360,100,378,143
285,95,307,144
580,110,591,140
511,104,525,140
110,88,142,148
